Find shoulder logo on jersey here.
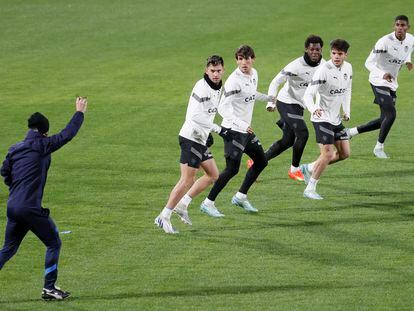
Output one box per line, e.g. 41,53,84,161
311,80,326,85
343,73,348,80
252,78,256,85
192,93,210,103
224,89,241,97
281,70,298,77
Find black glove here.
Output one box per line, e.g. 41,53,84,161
206,133,214,147
218,127,232,141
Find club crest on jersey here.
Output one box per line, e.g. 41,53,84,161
343,73,348,80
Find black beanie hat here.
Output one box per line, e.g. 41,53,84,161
28,112,49,134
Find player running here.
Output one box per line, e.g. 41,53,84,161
200,45,275,216
265,35,325,181
347,15,414,158
154,55,225,233
301,39,352,200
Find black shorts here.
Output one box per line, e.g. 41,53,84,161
371,84,397,106
179,136,213,168
276,101,307,131
224,130,263,161
313,122,348,145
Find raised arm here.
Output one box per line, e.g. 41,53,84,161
42,97,87,154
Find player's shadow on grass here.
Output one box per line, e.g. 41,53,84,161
3,280,412,304
331,168,414,179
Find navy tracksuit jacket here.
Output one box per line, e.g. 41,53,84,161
0,111,84,289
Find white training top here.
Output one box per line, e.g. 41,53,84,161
219,67,272,133
179,78,222,145
365,32,414,91
267,56,325,109
304,59,352,125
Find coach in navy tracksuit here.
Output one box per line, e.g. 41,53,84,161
0,97,87,300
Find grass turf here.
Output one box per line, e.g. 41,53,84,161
0,0,413,309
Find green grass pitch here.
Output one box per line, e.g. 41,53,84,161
0,0,413,309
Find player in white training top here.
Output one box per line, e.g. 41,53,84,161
154,55,225,233
265,35,325,182
347,15,414,158
200,45,275,216
301,39,352,200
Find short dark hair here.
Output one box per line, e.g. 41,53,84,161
395,15,409,24
305,35,324,48
330,39,350,53
206,55,224,67
235,45,255,59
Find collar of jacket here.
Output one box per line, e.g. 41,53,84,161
25,130,44,140
303,53,322,67
204,73,222,90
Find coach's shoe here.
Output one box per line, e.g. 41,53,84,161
200,202,225,217
288,169,305,182
299,164,312,185
41,286,71,301
154,215,179,234
173,204,192,226
373,148,389,159
231,196,258,213
303,190,323,200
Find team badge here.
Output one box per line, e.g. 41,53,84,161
343,73,348,80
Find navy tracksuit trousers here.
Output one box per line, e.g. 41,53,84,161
0,207,61,289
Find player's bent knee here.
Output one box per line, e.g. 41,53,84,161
48,238,62,250
227,167,239,178
323,150,334,162
296,128,309,140
340,150,350,160
210,172,219,183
